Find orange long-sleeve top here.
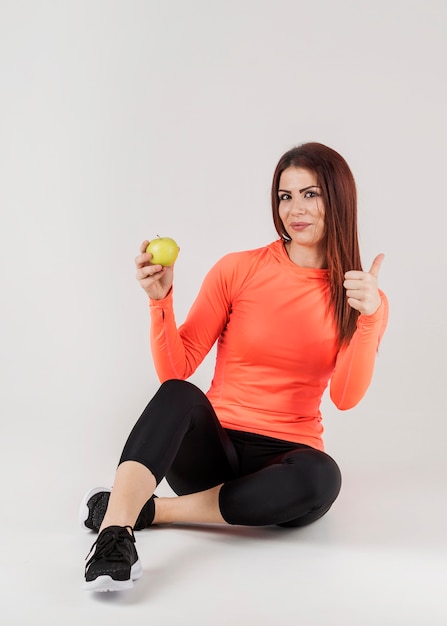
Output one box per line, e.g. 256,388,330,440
149,240,388,451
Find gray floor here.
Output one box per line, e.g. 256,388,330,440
3,463,446,626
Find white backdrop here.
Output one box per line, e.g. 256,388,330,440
1,0,446,536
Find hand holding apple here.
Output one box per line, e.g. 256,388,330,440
136,237,179,300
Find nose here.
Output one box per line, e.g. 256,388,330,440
290,198,305,215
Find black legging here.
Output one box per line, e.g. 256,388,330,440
120,379,342,527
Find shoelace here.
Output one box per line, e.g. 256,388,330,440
85,526,135,572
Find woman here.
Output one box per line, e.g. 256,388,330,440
81,142,388,592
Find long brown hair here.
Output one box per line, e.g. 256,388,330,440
271,142,362,346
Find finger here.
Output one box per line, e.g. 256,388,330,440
136,265,163,281
136,249,164,268
345,289,363,299
346,297,362,312
344,270,365,281
368,253,385,278
343,279,364,290
140,240,150,254
135,253,152,268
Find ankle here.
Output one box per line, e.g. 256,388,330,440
99,517,135,535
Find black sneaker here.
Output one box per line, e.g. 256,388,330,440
84,525,142,592
79,487,112,533
79,487,158,533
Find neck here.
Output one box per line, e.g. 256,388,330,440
284,240,327,269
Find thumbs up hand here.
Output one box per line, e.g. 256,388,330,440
343,254,385,316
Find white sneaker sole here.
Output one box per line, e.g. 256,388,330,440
83,559,143,592
78,486,112,532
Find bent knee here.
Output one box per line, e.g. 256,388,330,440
154,379,209,415
159,379,190,392
284,449,342,504
156,379,200,401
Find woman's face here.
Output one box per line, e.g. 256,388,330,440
277,166,326,265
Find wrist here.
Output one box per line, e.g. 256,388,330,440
149,287,173,305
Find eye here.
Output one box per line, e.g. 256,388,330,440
279,193,291,201
304,190,318,198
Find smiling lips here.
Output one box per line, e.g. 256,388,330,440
290,222,311,231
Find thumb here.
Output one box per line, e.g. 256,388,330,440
368,253,385,278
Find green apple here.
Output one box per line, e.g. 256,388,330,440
146,236,179,266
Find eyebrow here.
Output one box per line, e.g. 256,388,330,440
278,185,321,194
